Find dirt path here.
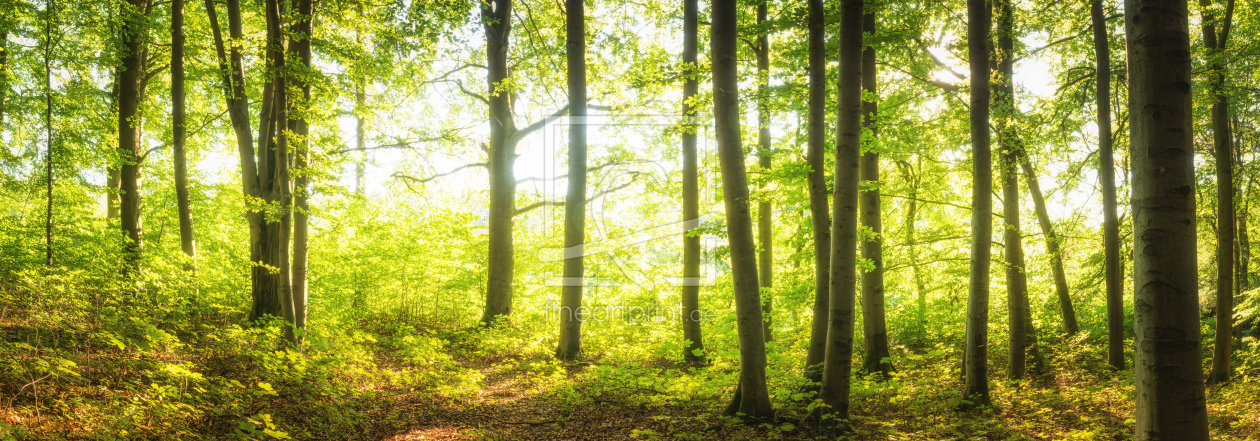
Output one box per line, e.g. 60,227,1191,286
379,357,669,440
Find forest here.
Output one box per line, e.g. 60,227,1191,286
0,0,1257,438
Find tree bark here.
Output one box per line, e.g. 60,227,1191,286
712,0,773,420
898,158,928,343
1239,162,1250,292
816,0,862,424
995,0,1041,379
680,0,706,364
0,30,7,127
172,0,196,273
118,0,148,276
756,0,774,344
107,68,121,221
107,168,120,220
1201,0,1235,384
206,0,256,309
803,0,831,386
556,0,587,359
43,0,54,267
858,11,891,378
1125,0,1210,437
1017,154,1078,335
1093,0,1124,370
206,0,289,323
962,0,993,408
289,0,313,342
481,0,517,324
258,0,295,339
355,81,366,197
1235,123,1246,297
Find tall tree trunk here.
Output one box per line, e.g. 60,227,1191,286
107,69,120,221
289,0,313,342
172,0,196,273
962,0,993,408
1239,162,1250,292
206,0,256,306
0,30,7,127
995,0,1041,379
858,11,891,377
107,169,120,219
1125,0,1210,437
355,81,366,197
803,0,831,386
1238,125,1249,291
756,0,774,344
899,158,928,343
206,0,287,323
118,0,147,276
43,0,54,267
254,0,295,338
481,0,516,324
816,0,862,424
1202,0,1236,384
1093,0,1124,370
1235,125,1246,297
712,0,773,420
1017,154,1078,335
556,0,587,359
680,0,706,364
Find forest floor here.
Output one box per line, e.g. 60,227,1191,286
2,303,1260,440
369,333,826,441
367,328,1260,441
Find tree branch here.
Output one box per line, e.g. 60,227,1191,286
331,132,459,155
880,62,962,92
913,37,966,80
1016,14,1121,62
391,163,487,186
452,79,488,104
510,103,571,144
138,107,232,162
515,172,643,216
514,199,562,215
516,159,645,183
1220,0,1235,47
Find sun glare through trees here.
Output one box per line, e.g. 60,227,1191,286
1,0,1258,439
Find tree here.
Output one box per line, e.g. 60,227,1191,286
117,0,149,275
172,0,196,273
895,158,929,342
289,0,314,342
1201,0,1236,384
961,0,993,408
994,0,1042,379
803,0,831,386
0,24,7,126
755,0,774,343
1017,154,1078,336
480,0,517,324
859,9,892,378
260,0,296,341
204,0,293,325
43,0,55,267
556,0,588,360
1125,0,1210,437
712,0,773,420
355,84,367,197
680,0,705,364
816,0,862,424
1092,0,1124,370
476,0,571,325
354,7,367,199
